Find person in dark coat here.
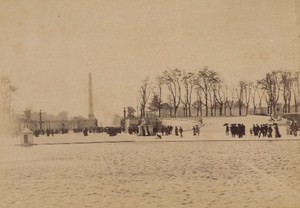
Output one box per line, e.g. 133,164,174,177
175,126,179,136
161,126,165,136
263,124,268,137
34,129,39,137
256,124,261,138
83,127,88,136
274,124,281,138
230,124,236,138
242,124,245,136
252,124,257,136
225,125,229,135
46,128,50,136
179,127,183,138
267,125,273,138
292,122,298,136
196,125,200,136
238,124,243,138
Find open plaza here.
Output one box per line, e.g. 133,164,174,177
1,116,300,208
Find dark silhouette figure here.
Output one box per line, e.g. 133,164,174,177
175,126,179,136
267,125,273,138
274,125,281,138
225,125,229,135
179,127,183,138
83,127,88,136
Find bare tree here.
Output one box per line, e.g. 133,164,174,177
255,83,266,114
215,82,226,116
223,84,229,116
258,71,281,115
251,84,260,115
280,71,293,113
138,77,151,118
155,76,164,117
244,81,252,115
162,68,182,117
225,86,235,116
292,71,300,112
196,66,220,117
193,87,204,117
181,70,196,117
235,81,245,116
208,84,215,116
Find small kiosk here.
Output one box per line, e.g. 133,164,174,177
21,128,34,146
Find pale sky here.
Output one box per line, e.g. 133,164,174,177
0,0,299,125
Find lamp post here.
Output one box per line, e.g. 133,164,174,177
123,107,126,118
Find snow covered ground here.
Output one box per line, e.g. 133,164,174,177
0,116,300,208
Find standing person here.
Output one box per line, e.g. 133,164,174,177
264,124,268,137
161,126,165,136
170,126,173,135
267,125,273,138
193,126,196,136
274,124,281,138
196,125,200,136
83,127,88,136
179,126,183,138
175,126,179,136
34,128,39,137
225,125,229,135
238,124,243,138
257,125,261,138
260,125,264,137
252,124,257,136
292,122,298,136
230,124,235,138
242,124,245,136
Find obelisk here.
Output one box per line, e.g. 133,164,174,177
88,73,94,119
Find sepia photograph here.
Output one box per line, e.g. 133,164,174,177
1,0,300,207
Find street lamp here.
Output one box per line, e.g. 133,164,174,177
123,107,126,118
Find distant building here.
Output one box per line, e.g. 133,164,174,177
20,73,99,132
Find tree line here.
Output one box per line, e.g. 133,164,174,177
135,67,300,118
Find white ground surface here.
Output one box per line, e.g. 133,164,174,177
1,116,300,208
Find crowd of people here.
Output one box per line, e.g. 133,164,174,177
192,125,200,136
157,125,173,136
250,124,281,138
250,122,299,138
127,125,175,136
225,123,286,139
73,127,104,134
32,126,123,137
225,124,246,138
32,119,298,139
33,128,67,137
288,122,298,136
